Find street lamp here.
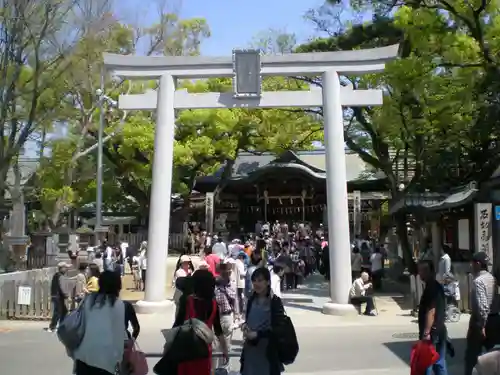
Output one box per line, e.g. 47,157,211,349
95,75,118,243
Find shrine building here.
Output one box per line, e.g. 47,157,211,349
193,149,389,235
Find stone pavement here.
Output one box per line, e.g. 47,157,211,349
0,270,471,374
0,299,470,375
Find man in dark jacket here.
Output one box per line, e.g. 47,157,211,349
47,262,69,332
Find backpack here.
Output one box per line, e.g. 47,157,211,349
157,296,215,365
274,311,299,365
246,295,299,366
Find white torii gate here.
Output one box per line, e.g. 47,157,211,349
103,45,399,315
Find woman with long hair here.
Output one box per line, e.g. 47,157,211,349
174,269,228,375
73,271,126,375
240,267,286,375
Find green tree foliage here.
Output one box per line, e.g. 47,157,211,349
33,7,213,224
109,76,322,215
0,0,92,206
298,0,500,269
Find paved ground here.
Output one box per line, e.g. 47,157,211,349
0,301,469,375
0,270,469,374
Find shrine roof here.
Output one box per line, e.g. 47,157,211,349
196,149,384,189
388,181,479,215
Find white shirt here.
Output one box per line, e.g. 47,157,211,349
73,297,125,374
271,272,282,298
139,250,147,270
349,278,368,298
437,253,451,282
106,246,113,260
229,244,242,259
351,253,362,272
120,242,129,259
212,242,227,259
370,253,383,272
235,258,246,289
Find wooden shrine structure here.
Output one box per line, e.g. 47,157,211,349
193,150,389,235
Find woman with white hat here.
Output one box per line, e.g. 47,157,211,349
172,255,194,307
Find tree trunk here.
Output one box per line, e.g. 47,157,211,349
395,212,417,274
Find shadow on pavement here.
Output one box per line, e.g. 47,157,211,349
145,350,242,359
284,302,323,313
383,337,467,369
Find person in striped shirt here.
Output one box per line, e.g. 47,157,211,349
465,252,499,375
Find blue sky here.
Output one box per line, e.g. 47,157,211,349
180,0,324,55
117,0,327,55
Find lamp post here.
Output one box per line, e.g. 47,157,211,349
96,72,105,233
94,72,118,244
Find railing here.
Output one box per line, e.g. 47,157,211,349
107,232,185,251
410,273,474,314
0,267,76,320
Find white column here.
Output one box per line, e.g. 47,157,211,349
321,70,357,316
136,74,175,313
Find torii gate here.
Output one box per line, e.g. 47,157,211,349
103,45,399,315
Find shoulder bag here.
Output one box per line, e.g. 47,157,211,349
57,296,86,352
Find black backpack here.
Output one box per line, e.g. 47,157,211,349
274,312,299,365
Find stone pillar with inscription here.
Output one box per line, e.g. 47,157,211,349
205,192,215,235
474,203,493,262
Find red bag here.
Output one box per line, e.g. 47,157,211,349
124,340,149,375
410,340,440,375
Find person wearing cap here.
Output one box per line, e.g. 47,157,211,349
229,239,242,259
212,236,228,260
172,255,194,308
465,251,499,375
47,262,70,332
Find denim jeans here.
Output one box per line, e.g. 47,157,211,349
426,338,448,375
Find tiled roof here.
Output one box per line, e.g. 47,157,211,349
231,149,370,181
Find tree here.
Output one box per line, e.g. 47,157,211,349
326,0,500,184
296,3,489,270
0,0,93,209
33,7,212,225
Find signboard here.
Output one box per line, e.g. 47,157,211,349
495,205,500,220
353,190,362,236
232,49,261,98
17,286,31,305
205,192,214,234
474,203,493,261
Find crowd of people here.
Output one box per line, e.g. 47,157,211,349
51,223,303,375
48,219,500,375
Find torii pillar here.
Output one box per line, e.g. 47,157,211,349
104,45,399,314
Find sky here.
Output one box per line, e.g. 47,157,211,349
117,0,328,55
180,0,324,55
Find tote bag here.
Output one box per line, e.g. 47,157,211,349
57,298,86,352
124,340,148,375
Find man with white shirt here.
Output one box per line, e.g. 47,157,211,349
370,247,384,291
228,239,242,259
349,272,377,316
212,236,227,259
119,241,129,276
